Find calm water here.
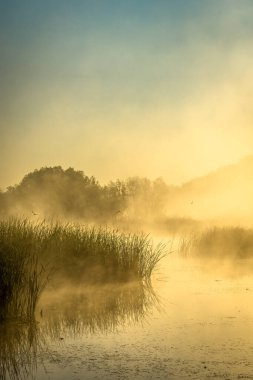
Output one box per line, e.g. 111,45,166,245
1,254,253,380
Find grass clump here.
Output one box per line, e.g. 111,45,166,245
0,219,47,322
0,218,166,321
180,227,253,259
48,224,166,283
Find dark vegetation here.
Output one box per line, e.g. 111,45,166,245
0,220,48,322
0,218,166,322
0,166,170,223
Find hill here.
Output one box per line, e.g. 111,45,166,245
166,155,253,225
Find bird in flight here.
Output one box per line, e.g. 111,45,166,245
32,211,38,215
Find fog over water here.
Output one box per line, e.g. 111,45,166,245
2,253,253,379
1,1,253,379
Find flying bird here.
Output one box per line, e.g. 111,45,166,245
32,211,38,215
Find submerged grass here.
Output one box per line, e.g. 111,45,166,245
0,218,166,322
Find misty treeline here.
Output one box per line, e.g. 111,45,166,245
0,166,172,222
1,156,253,228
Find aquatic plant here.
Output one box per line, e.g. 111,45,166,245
179,227,253,259
49,223,167,283
0,218,166,321
0,219,48,322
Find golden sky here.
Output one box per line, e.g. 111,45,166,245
1,0,253,188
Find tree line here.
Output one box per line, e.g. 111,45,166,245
0,166,172,222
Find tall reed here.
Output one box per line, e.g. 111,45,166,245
0,219,48,321
179,227,253,259
0,218,166,321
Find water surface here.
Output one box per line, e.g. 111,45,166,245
2,254,253,380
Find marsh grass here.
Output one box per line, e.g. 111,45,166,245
0,218,166,321
43,222,167,283
0,219,48,322
179,227,253,259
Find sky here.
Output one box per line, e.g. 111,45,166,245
1,0,253,189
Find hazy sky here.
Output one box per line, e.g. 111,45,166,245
1,0,253,189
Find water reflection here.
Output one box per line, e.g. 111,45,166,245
0,282,158,379
37,282,159,339
0,321,42,380
181,255,253,279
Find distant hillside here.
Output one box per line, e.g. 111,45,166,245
166,155,253,225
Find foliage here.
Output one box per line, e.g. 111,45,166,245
0,218,166,321
179,227,253,259
0,166,170,221
0,219,47,322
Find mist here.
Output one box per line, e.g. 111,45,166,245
1,1,253,189
1,155,253,234
1,1,253,379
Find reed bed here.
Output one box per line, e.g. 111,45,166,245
0,218,166,321
0,219,48,322
179,227,253,259
42,222,167,282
